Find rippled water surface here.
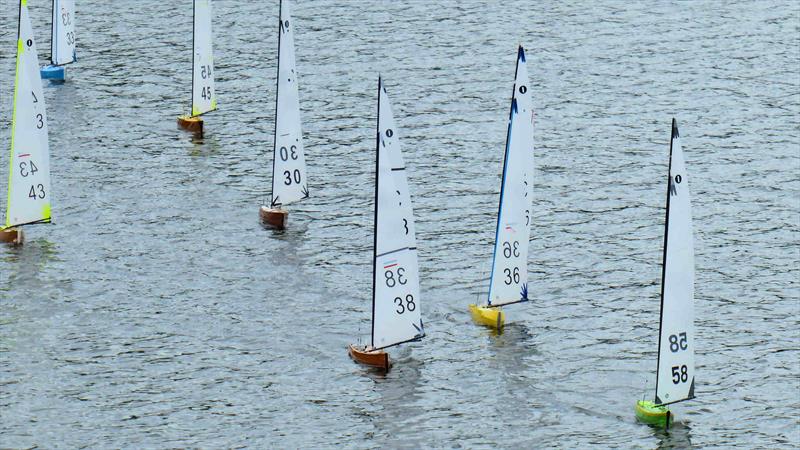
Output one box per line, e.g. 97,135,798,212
1,1,799,447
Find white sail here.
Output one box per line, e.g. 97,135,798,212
377,78,415,247
655,120,695,405
372,80,423,349
51,0,76,65
191,0,216,116
270,0,308,207
487,46,534,306
4,0,52,229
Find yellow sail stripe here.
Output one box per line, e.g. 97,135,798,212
5,38,23,228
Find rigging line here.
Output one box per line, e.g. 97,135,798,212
370,76,381,348
655,118,677,398
373,333,425,351
270,0,283,207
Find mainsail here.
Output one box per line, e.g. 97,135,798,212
270,0,308,207
655,119,695,405
191,0,216,117
4,0,52,229
371,79,423,350
51,0,76,66
487,46,534,306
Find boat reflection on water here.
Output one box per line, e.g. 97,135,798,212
656,419,693,449
367,353,425,446
1,238,58,292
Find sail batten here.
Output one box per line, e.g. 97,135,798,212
371,79,422,349
270,0,308,207
654,119,695,406
487,47,534,306
190,0,216,117
5,0,52,229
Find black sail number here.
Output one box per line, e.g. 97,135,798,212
19,161,39,177
394,294,415,314
200,64,212,79
35,114,44,129
28,184,45,200
668,332,688,353
279,145,298,162
283,169,301,185
201,86,213,100
504,267,520,285
384,267,408,288
671,365,689,384
503,241,520,258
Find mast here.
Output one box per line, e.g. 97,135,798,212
654,119,676,401
487,100,516,306
370,76,381,348
190,0,195,115
270,0,283,207
487,48,522,306
50,0,56,65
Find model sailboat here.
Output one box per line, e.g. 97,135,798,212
469,46,534,329
1,0,53,245
348,78,424,371
635,119,696,428
177,0,217,134
260,0,308,229
40,0,76,81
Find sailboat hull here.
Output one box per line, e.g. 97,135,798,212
40,65,65,81
469,304,504,329
177,115,203,134
0,228,24,245
635,400,671,427
259,206,288,229
347,344,390,371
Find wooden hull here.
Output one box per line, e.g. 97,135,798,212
469,303,504,329
177,115,203,134
635,400,671,428
0,228,24,245
347,344,390,371
260,206,288,229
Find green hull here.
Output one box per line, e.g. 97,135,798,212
635,400,670,427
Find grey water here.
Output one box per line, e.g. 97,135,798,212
1,1,798,447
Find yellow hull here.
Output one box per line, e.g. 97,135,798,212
469,304,504,329
635,400,671,427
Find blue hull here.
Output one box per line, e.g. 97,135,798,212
40,65,65,81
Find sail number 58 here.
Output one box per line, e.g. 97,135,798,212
671,365,688,384
668,332,688,353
